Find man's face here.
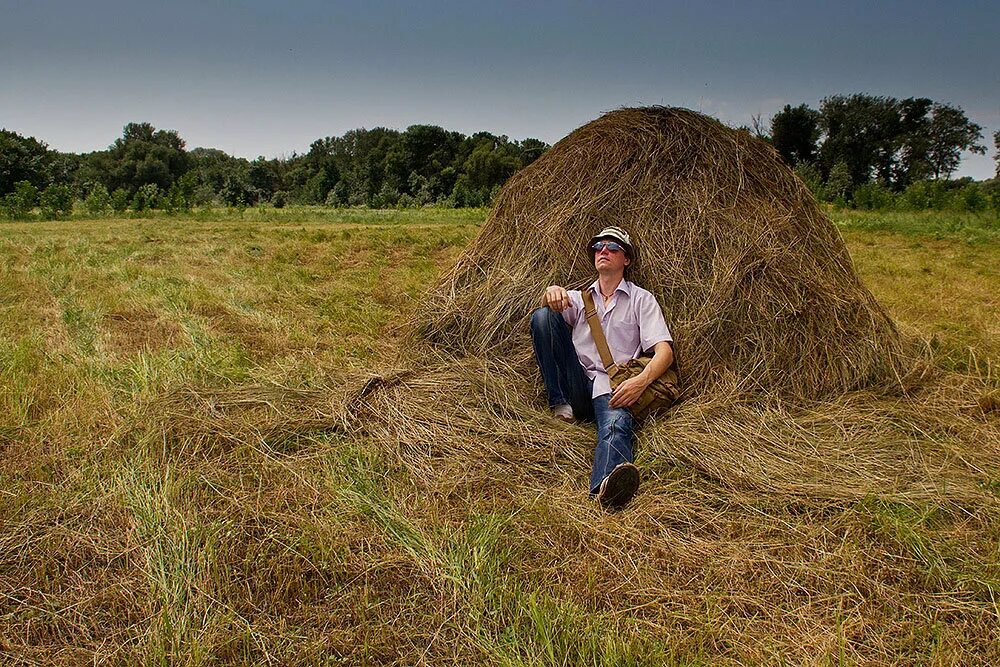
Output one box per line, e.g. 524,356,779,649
592,239,630,274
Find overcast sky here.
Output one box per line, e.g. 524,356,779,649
2,0,997,178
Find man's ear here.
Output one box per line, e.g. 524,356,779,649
624,256,631,267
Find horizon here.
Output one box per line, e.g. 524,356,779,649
3,0,997,179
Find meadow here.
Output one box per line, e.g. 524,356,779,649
1,207,998,665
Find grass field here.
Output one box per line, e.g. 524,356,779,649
1,207,999,665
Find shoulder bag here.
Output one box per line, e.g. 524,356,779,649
581,289,681,420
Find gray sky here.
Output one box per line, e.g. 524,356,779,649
2,0,997,178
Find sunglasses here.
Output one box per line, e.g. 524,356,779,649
590,240,624,253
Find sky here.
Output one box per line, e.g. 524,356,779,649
2,0,998,179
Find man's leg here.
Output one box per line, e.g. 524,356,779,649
530,307,592,418
589,394,637,495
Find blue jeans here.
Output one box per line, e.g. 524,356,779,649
530,307,637,494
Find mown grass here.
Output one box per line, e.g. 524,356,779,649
1,207,998,665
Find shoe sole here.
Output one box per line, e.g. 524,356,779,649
599,464,640,509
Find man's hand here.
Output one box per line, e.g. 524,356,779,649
609,374,650,408
542,285,571,312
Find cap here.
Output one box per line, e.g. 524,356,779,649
588,226,635,261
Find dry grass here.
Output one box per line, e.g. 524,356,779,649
2,157,1000,662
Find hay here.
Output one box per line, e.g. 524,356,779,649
414,106,908,399
322,107,1000,661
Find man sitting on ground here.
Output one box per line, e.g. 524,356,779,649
530,226,673,509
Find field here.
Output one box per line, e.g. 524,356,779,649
2,207,999,665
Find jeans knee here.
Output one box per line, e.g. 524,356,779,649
531,306,559,331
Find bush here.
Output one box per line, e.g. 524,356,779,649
793,162,823,199
449,175,483,208
821,162,852,203
271,190,288,208
110,188,131,214
39,184,75,220
852,182,895,210
162,184,189,215
370,183,400,208
952,183,987,213
1,181,39,220
900,180,950,210
131,183,160,213
84,184,112,216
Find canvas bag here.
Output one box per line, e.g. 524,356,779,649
581,290,680,420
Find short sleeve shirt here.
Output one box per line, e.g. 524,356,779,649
561,280,672,398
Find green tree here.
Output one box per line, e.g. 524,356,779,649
110,188,131,214
793,162,823,199
39,184,74,220
822,162,852,203
994,130,1000,178
106,122,190,195
131,183,160,212
925,103,985,179
1,180,39,219
0,129,52,195
518,138,549,168
83,183,112,216
463,139,520,196
819,94,901,188
893,97,934,186
770,104,821,166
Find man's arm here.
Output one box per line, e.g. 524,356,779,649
608,340,673,409
541,285,571,312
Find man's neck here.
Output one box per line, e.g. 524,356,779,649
596,271,624,296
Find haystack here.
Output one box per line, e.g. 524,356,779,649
415,106,907,399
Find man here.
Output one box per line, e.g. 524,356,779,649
530,226,673,509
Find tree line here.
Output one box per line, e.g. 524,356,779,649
2,95,999,220
0,122,550,219
764,94,999,210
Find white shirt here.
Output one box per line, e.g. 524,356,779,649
560,279,672,398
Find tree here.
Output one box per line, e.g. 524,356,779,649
770,104,821,166
0,129,52,195
518,138,549,168
105,122,190,195
819,94,901,188
83,184,112,216
0,181,39,219
893,97,934,186
823,162,852,203
39,184,74,219
463,138,520,196
925,103,985,179
994,130,1000,179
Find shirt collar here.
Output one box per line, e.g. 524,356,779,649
587,278,632,297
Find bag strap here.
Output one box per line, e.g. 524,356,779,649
581,289,616,371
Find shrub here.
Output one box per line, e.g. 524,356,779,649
793,162,823,199
900,180,950,210
83,184,112,216
110,188,131,214
162,184,189,215
0,181,39,220
821,162,852,203
271,190,288,208
852,182,896,210
370,183,400,208
39,184,75,220
952,183,987,212
131,183,160,213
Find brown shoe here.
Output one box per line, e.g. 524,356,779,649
597,463,640,509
